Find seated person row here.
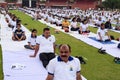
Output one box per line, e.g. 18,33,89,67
96,23,111,41
5,13,22,30
24,29,37,50
12,24,26,41
8,16,17,29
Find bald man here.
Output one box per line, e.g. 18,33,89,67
46,44,82,80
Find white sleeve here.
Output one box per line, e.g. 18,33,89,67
71,22,73,26
80,23,82,26
47,59,55,75
52,35,55,43
28,36,31,43
12,27,16,32
36,36,40,45
75,58,81,73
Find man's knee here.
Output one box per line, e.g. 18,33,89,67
39,53,47,61
24,45,33,50
42,61,49,68
39,53,49,68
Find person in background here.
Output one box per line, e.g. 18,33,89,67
62,18,70,32
24,29,37,50
105,19,112,29
96,23,111,41
115,19,120,30
70,18,79,31
79,19,90,34
12,24,26,41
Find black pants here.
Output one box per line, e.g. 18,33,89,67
39,53,55,68
24,45,35,50
62,26,69,29
78,30,90,34
71,27,79,31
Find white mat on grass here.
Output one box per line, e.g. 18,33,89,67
110,29,120,33
0,14,87,80
3,51,47,80
0,14,47,80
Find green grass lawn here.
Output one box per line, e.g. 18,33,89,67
0,46,3,80
1,10,119,80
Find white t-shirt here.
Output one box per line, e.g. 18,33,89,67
44,14,49,20
56,19,62,25
96,20,103,26
11,20,16,27
28,36,37,45
47,16,52,22
80,23,88,31
5,14,11,21
36,35,55,53
97,28,107,37
71,22,77,28
47,56,81,80
51,18,56,23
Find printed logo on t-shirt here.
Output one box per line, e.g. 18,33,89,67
70,66,73,71
49,38,52,42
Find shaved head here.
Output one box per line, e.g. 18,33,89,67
59,44,71,52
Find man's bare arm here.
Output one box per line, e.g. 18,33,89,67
46,74,54,80
76,72,82,80
29,44,39,57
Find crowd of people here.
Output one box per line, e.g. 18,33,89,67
19,7,120,41
1,7,120,80
4,11,26,41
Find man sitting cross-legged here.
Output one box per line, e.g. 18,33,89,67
30,28,56,68
12,24,26,41
96,23,111,41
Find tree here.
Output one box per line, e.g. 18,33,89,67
5,0,17,2
102,0,120,9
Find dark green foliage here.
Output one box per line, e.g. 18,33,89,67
102,0,120,9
